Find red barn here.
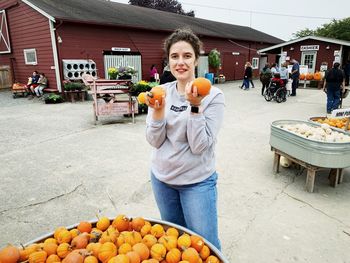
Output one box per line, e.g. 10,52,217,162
0,0,281,91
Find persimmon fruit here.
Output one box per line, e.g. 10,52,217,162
192,77,211,96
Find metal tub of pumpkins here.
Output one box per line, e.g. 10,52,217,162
308,116,350,133
0,215,229,263
270,120,350,168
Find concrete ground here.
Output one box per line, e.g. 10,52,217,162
0,81,349,263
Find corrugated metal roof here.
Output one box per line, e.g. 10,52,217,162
24,0,282,44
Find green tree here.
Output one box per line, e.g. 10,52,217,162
293,17,350,41
208,49,221,76
128,0,195,16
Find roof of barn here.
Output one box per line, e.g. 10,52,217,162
23,0,282,44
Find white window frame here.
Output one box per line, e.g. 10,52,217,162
252,57,259,69
23,49,37,65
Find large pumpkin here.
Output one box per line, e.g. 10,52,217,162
299,73,305,80
314,72,322,81
306,73,314,80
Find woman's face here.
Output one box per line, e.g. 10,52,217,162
168,41,198,82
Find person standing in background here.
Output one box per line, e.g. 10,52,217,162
279,62,289,86
323,62,345,114
150,64,158,82
259,63,272,95
240,62,253,90
290,59,300,96
343,60,350,86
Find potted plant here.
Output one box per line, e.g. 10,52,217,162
108,67,119,80
117,66,137,80
44,93,64,104
208,49,221,80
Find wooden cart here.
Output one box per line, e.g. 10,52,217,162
91,79,137,124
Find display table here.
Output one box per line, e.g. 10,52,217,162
91,79,137,124
272,147,343,193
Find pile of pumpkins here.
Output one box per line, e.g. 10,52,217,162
0,215,221,263
314,117,350,130
299,71,322,81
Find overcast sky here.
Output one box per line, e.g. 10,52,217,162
111,0,350,41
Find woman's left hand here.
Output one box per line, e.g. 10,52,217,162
185,81,203,106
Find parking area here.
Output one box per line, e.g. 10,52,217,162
0,81,350,263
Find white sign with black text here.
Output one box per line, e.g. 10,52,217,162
331,108,350,118
300,45,319,51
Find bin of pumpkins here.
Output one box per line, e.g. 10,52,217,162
0,215,229,263
309,117,350,132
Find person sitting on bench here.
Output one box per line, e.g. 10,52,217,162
26,71,40,95
34,73,48,97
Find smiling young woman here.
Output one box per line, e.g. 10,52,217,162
144,28,225,250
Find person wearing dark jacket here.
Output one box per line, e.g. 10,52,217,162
323,62,345,114
240,62,253,90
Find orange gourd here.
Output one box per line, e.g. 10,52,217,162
199,246,210,260
146,86,166,106
44,238,58,245
190,236,204,253
70,229,80,239
177,234,191,250
137,92,147,105
192,77,211,96
57,243,72,259
181,248,199,263
77,222,92,234
150,224,164,238
97,242,117,263
165,228,179,239
158,235,177,251
150,244,166,262
46,254,61,263
84,256,98,263
204,255,219,263
165,248,181,263
56,230,72,244
0,245,20,263
126,251,140,263
299,73,305,80
19,244,41,261
132,243,149,261
112,215,130,232
43,242,58,256
28,250,48,263
142,235,157,249
108,254,129,263
131,217,145,232
118,243,132,255
140,224,151,237
96,217,110,232
71,234,89,249
62,252,84,263
54,227,68,240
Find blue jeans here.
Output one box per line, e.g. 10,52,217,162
243,78,250,89
151,172,221,250
326,87,341,113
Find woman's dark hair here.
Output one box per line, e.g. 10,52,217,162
150,64,155,70
164,28,203,60
333,62,340,69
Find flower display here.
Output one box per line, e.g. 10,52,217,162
108,66,137,79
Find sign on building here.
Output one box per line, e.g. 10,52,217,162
300,45,319,51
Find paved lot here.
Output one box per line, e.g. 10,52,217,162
0,82,350,263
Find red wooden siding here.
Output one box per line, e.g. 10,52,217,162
0,1,55,87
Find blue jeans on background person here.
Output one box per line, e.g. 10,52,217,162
243,78,250,89
151,172,221,250
291,78,299,96
326,87,341,113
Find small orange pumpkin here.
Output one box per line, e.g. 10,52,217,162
28,250,48,263
97,242,117,263
46,254,61,263
306,73,314,80
190,236,204,253
166,228,179,238
131,217,145,232
118,243,132,255
84,255,98,263
165,248,181,263
150,224,164,238
77,221,92,234
299,73,305,80
177,234,191,250
112,215,130,232
314,71,322,81
43,242,58,256
181,248,199,263
132,243,149,261
0,245,20,263
57,243,72,259
96,217,110,232
142,234,157,249
199,245,210,260
204,255,220,263
150,244,166,261
56,230,72,244
126,251,141,263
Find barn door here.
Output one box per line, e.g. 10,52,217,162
104,54,142,83
197,56,208,77
0,66,12,89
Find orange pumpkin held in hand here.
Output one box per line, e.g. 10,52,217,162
147,86,166,105
137,92,147,104
192,77,211,96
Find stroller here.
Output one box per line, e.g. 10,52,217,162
264,74,287,103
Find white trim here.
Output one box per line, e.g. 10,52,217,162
251,57,259,69
22,0,55,22
0,10,11,54
258,36,350,53
49,20,61,92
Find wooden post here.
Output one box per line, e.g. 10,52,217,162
273,152,280,174
306,169,316,193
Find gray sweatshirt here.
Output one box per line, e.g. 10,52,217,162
146,81,225,185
